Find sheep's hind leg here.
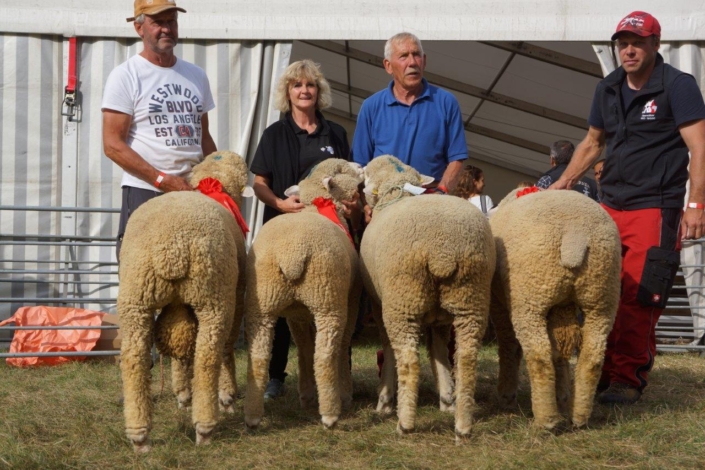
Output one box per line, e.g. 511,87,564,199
374,303,396,414
120,306,156,453
218,311,241,413
385,315,422,435
491,293,522,409
452,314,484,438
191,306,230,445
172,357,193,409
288,319,317,410
571,310,613,428
312,310,345,429
427,324,455,413
244,313,277,430
512,306,562,430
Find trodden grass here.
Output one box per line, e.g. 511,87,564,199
1,329,705,469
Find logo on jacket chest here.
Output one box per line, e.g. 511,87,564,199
640,100,658,121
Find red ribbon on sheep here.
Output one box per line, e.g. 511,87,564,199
311,197,354,246
516,186,541,198
196,177,250,236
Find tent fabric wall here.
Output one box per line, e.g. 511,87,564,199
0,34,292,321
592,41,705,343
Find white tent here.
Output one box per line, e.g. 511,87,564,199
1,1,704,338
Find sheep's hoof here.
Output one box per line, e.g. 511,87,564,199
376,395,395,415
219,393,235,413
196,431,213,446
245,416,261,430
533,416,562,432
321,415,339,429
440,395,456,413
132,439,152,454
396,422,414,435
571,415,589,429
299,396,316,410
498,392,518,410
176,391,192,410
455,427,471,444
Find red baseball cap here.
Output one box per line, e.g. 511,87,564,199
612,11,661,40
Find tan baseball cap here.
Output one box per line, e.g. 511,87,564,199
126,0,186,22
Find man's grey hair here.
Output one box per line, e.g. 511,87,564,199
550,140,575,165
384,32,424,61
134,11,178,24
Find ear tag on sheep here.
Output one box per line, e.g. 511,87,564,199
284,185,300,198
362,186,375,196
419,175,435,187
241,186,254,197
402,183,426,196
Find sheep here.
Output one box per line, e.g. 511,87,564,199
118,151,250,452
360,155,496,437
244,158,363,430
489,187,621,430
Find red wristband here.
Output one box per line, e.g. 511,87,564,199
436,185,448,194
154,172,166,188
687,202,704,210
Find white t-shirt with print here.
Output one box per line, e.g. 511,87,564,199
101,54,215,191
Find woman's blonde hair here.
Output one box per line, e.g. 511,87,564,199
274,60,333,113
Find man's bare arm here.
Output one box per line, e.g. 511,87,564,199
102,109,191,192
201,113,217,156
438,160,464,193
679,119,705,240
550,126,605,190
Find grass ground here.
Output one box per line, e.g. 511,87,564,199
1,329,705,469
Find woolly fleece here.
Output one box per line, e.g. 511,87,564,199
360,155,496,437
118,151,249,452
244,158,363,430
490,188,621,429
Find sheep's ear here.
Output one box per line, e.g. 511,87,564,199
348,162,364,178
241,185,255,198
322,177,332,190
284,185,300,197
402,183,426,195
419,174,435,187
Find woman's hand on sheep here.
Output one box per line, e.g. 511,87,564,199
162,174,194,193
277,195,305,213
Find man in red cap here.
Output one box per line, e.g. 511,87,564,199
102,0,217,259
551,11,705,404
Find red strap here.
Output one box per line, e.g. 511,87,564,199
66,37,77,94
197,177,250,236
311,197,354,245
516,186,540,198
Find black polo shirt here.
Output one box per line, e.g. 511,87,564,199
288,113,338,179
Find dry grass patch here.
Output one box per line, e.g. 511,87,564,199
1,332,705,469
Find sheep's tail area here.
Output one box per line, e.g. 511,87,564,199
560,228,589,269
547,305,582,358
277,242,312,282
152,232,191,281
426,244,459,279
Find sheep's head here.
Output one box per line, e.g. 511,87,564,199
362,155,434,209
190,151,253,207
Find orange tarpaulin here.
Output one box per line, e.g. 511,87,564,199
0,306,105,367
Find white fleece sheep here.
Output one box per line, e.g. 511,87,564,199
489,188,621,429
360,155,496,437
244,158,363,430
118,151,250,452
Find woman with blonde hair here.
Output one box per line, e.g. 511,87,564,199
249,59,351,400
454,165,494,214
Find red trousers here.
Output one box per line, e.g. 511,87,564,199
601,205,682,391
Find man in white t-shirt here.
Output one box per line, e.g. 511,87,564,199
102,0,216,258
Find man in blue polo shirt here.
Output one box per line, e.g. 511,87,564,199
352,32,467,219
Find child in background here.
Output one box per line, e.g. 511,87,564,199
454,165,494,215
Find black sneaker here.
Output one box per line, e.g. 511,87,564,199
264,378,285,401
597,382,641,405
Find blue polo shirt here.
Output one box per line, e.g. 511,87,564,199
352,79,468,180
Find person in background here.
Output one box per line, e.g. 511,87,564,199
249,59,352,401
453,165,494,215
102,0,216,260
550,11,705,404
516,180,535,189
536,140,598,201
